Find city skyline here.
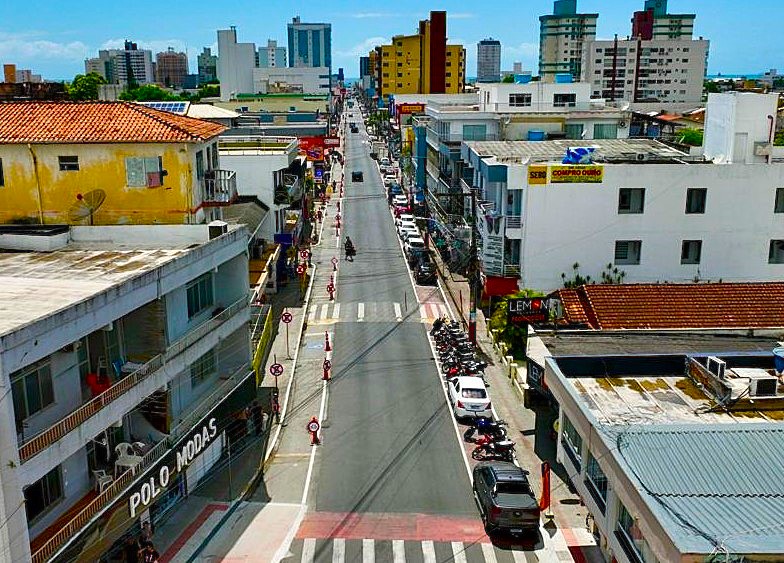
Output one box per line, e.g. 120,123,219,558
0,0,780,81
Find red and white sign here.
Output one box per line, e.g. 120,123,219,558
324,137,340,147
269,363,284,377
281,312,293,324
307,419,320,433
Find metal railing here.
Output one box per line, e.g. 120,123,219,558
203,169,238,206
18,296,248,463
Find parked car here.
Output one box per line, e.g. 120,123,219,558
394,203,411,216
351,171,363,182
398,224,418,240
415,260,437,285
380,157,391,167
447,376,492,419
473,462,540,535
407,247,429,268
404,237,426,256
384,174,398,187
388,183,403,196
395,214,415,227
393,195,408,206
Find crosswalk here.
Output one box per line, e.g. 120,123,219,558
283,538,563,563
308,302,451,325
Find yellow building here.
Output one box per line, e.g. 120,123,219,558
0,101,234,226
371,10,465,98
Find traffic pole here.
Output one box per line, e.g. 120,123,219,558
325,331,332,352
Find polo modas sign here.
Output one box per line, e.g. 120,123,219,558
129,417,218,518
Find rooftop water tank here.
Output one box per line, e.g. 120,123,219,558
773,347,784,374
554,73,573,84
528,130,546,141
514,74,532,84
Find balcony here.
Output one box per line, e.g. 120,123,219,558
202,169,238,206
31,364,253,563
18,296,248,464
274,174,302,205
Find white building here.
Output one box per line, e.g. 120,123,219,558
538,0,598,82
252,66,330,95
459,92,784,292
476,38,501,83
258,39,286,68
287,17,331,69
217,27,257,100
0,223,252,562
581,37,709,112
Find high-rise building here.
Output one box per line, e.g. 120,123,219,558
155,47,188,88
197,47,218,84
359,57,370,79
217,26,257,100
287,17,332,69
84,41,155,86
539,0,598,82
370,11,465,98
632,0,695,40
477,38,501,83
258,39,287,68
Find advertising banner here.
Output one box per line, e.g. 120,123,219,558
399,103,426,115
298,136,325,161
528,166,548,185
549,165,604,183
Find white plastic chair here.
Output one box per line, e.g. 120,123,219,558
115,442,133,458
92,469,112,494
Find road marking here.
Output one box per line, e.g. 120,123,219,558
421,541,436,563
332,303,341,320
511,549,528,563
451,542,467,563
358,302,365,321
481,543,498,563
332,538,345,563
301,378,328,505
308,308,316,322
438,304,451,318
301,538,316,563
419,305,427,320
362,539,375,563
392,540,405,563
393,302,402,321
320,304,329,321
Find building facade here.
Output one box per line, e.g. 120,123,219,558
0,223,252,562
258,39,286,68
252,66,330,95
197,47,218,84
155,47,188,88
287,17,332,69
477,39,501,83
539,0,598,82
0,102,237,226
85,41,155,86
217,27,257,100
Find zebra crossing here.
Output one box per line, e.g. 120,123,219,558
307,302,451,325
282,537,561,563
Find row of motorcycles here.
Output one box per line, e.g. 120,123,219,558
430,318,517,463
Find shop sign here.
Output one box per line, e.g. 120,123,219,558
549,165,604,184
527,359,544,387
399,103,425,115
507,297,551,325
323,137,340,147
528,165,548,185
129,418,218,518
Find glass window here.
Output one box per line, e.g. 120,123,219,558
196,151,205,180
685,188,707,213
186,273,214,319
126,157,163,188
508,93,532,107
618,188,645,214
553,93,577,107
58,156,79,171
191,349,216,387
565,123,584,140
585,452,608,512
681,240,702,264
11,359,55,426
24,466,63,523
0,157,4,186
561,414,583,469
615,240,642,265
775,188,784,213
617,502,660,563
462,124,487,141
769,240,784,264
594,123,618,139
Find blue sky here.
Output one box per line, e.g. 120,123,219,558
0,0,778,81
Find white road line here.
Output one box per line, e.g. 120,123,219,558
438,303,451,318
421,541,436,563
481,543,498,563
302,538,316,563
392,540,405,563
320,304,330,321
419,304,427,320
308,308,316,323
300,377,328,504
332,538,345,563
332,303,341,320
510,549,527,563
393,302,402,321
362,539,375,563
451,542,467,563
358,302,365,321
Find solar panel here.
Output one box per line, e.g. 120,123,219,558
138,101,189,115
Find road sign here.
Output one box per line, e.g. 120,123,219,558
281,312,293,324
307,419,320,433
300,250,309,259
327,283,335,292
331,256,338,265
269,363,284,377
296,264,306,275
323,359,332,370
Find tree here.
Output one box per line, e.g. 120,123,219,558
704,80,720,94
67,72,106,101
197,83,220,98
501,75,515,83
677,127,704,146
775,130,784,147
120,85,184,102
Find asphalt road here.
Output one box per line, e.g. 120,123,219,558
311,111,478,517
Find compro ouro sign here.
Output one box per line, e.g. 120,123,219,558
528,165,604,185
129,418,218,518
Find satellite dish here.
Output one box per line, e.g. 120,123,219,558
69,189,107,225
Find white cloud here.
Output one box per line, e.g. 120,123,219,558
350,12,395,19
504,42,538,58
99,38,189,54
0,31,89,62
335,36,390,59
449,13,475,19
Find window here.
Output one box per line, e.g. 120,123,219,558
565,123,584,140
553,93,577,107
615,240,642,265
462,124,487,141
24,467,63,523
126,157,164,188
560,414,583,469
0,157,4,186
618,188,645,214
58,156,79,171
585,452,608,512
191,349,216,387
775,188,784,213
685,188,707,214
186,273,214,318
769,240,784,264
681,240,702,264
12,359,55,427
594,123,618,139
508,93,532,107
195,150,205,180
617,502,660,563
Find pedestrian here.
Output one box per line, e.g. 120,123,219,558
124,536,140,563
271,390,281,424
250,399,264,435
139,541,160,563
307,249,313,267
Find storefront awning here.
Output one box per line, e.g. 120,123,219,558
483,276,519,297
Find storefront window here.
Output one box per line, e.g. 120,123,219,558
585,452,608,512
561,414,583,469
617,503,659,563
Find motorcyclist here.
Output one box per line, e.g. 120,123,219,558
344,236,355,260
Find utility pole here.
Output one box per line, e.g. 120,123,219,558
468,189,479,344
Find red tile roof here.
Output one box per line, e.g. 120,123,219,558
0,101,226,144
553,283,784,330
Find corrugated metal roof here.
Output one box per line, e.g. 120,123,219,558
608,424,784,554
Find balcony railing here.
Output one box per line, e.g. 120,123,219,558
274,175,302,205
31,365,253,563
202,169,238,207
18,296,248,463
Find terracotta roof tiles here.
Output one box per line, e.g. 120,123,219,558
0,101,226,144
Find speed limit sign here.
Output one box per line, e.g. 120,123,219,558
307,419,320,433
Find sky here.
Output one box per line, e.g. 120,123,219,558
0,0,779,81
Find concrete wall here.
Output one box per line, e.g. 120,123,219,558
703,93,779,164
480,82,594,112
217,28,256,100
252,66,330,95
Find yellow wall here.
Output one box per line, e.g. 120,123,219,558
445,46,465,93
0,141,211,225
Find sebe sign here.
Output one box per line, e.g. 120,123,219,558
507,297,550,325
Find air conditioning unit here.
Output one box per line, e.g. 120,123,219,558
746,371,779,397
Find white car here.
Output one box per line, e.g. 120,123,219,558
380,157,391,167
448,376,492,419
393,194,408,206
405,237,426,255
399,225,419,241
395,214,415,227
384,174,398,186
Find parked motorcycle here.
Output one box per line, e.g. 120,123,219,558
463,417,508,443
471,436,516,462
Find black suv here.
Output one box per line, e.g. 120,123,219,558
351,171,363,182
415,258,436,285
473,462,540,535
